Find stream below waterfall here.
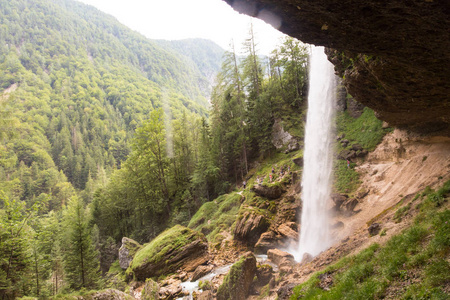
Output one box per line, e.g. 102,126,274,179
176,254,275,300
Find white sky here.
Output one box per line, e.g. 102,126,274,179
76,0,287,55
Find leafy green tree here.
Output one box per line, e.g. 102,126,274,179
270,37,309,107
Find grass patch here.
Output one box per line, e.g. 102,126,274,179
394,203,411,223
336,107,390,151
291,181,450,299
188,192,241,243
334,159,360,195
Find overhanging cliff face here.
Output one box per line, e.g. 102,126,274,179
222,0,450,135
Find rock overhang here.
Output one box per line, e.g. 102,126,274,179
222,0,450,135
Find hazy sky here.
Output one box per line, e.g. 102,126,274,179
76,0,287,55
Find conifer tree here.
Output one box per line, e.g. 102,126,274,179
63,196,100,290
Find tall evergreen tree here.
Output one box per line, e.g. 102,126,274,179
63,196,100,290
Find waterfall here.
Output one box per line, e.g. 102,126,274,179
297,46,336,261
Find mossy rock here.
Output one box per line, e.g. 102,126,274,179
129,225,208,281
141,278,159,300
217,252,257,300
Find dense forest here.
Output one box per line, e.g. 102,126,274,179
0,0,310,298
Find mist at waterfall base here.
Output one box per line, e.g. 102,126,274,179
295,46,337,262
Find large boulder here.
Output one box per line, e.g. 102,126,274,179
119,237,142,270
216,252,257,300
251,184,284,200
267,249,295,267
129,225,209,281
331,193,348,211
234,210,270,246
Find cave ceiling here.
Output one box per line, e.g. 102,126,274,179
222,0,450,135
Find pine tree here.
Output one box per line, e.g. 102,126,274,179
63,196,100,290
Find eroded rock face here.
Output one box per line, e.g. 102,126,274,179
129,225,209,281
222,0,450,135
234,210,270,246
119,237,142,270
216,252,257,300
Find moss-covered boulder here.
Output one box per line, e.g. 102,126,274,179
129,225,208,281
119,237,142,270
141,278,159,300
216,252,257,300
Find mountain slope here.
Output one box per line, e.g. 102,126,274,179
0,0,223,194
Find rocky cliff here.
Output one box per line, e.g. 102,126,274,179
222,0,450,135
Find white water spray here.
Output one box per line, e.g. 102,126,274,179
297,46,336,261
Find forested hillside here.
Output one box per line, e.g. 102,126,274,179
0,0,221,194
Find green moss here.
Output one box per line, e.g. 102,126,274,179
198,280,212,290
188,192,241,242
217,255,248,299
130,225,204,269
141,278,159,300
290,181,450,300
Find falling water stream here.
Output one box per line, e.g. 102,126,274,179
297,46,336,261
